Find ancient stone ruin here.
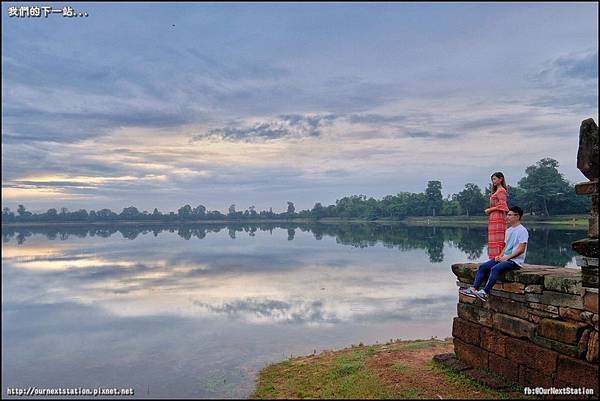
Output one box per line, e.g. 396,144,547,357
440,118,599,395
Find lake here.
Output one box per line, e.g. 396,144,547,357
1,222,584,398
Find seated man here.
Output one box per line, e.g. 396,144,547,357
459,205,528,301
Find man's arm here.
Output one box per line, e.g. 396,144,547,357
498,243,527,262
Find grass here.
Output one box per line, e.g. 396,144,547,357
252,338,532,399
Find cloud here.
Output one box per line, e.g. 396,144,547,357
535,51,598,82
190,114,339,142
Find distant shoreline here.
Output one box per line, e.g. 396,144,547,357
1,214,588,228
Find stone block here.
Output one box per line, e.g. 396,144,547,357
506,337,558,375
451,263,478,282
538,319,588,345
575,180,598,195
457,303,492,327
572,238,599,258
529,303,559,314
581,265,599,289
493,313,535,340
583,290,598,313
452,317,480,346
532,334,580,358
458,293,480,305
456,280,470,288
490,290,526,303
453,338,488,369
576,255,599,268
541,290,584,309
555,354,599,393
559,307,588,322
524,284,543,294
578,329,591,359
544,275,582,295
518,365,553,388
502,282,525,293
586,330,598,363
480,327,508,357
489,354,519,383
489,296,529,320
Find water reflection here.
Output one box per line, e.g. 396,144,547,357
1,223,583,398
2,222,583,266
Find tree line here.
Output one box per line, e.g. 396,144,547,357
2,158,591,224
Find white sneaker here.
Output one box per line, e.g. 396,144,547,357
474,289,488,302
459,287,477,298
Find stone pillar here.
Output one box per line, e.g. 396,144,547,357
572,118,599,368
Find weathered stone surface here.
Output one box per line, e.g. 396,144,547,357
452,317,480,346
488,354,519,383
583,290,598,313
529,303,559,314
532,334,581,358
541,290,584,309
576,255,599,268
575,180,599,195
462,368,512,390
489,296,529,320
576,118,599,181
490,290,526,303
457,303,492,327
572,238,599,258
458,293,480,305
544,275,582,294
581,265,599,289
538,319,587,345
506,337,558,374
524,284,543,294
555,354,599,393
586,330,598,363
453,338,488,369
501,282,525,293
451,263,478,282
559,307,589,322
528,308,560,319
518,365,553,388
432,353,472,371
578,329,591,359
493,313,535,340
480,327,508,357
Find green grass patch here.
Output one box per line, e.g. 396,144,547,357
253,347,396,399
428,360,513,399
392,362,411,373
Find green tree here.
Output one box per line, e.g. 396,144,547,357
518,158,571,216
287,201,295,215
455,183,486,216
178,204,192,218
120,206,141,219
17,204,32,217
425,181,443,216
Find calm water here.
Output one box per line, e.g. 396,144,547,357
1,222,584,398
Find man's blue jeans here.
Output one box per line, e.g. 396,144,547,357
473,259,520,293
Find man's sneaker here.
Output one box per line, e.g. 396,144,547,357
474,289,488,302
459,287,477,298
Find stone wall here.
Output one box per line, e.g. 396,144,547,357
452,262,599,393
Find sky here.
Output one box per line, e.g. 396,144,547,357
2,2,598,214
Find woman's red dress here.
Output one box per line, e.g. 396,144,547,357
488,187,509,259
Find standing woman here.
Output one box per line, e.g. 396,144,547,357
485,172,509,259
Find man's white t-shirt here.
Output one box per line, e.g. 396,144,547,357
504,224,529,266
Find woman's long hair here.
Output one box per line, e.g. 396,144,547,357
491,172,507,194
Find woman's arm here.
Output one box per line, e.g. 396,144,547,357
487,188,509,213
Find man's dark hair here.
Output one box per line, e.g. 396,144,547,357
509,205,523,219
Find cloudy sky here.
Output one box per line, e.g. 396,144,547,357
2,2,598,214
